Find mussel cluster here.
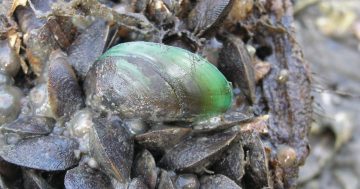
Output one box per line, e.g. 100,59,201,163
0,0,312,189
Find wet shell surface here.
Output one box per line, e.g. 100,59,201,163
85,41,233,121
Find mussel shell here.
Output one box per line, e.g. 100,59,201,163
67,19,109,79
89,117,134,183
134,125,191,152
47,50,84,119
132,150,157,189
157,169,176,189
15,7,45,34
187,0,234,36
85,42,232,121
240,131,270,188
212,141,245,184
132,149,157,189
174,174,200,189
0,39,20,77
199,174,241,189
129,178,149,189
0,85,23,125
46,17,75,49
15,7,59,76
159,130,238,173
28,0,57,17
0,135,79,171
218,35,256,103
29,83,52,117
1,116,55,138
64,165,113,189
193,111,253,133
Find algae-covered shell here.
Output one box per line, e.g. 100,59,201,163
84,42,232,121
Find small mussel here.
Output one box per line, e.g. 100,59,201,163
159,130,238,173
15,6,63,76
157,169,176,189
29,83,52,117
134,125,191,152
187,0,234,36
67,19,109,79
200,174,241,189
89,117,134,183
240,131,271,188
129,177,149,189
85,41,233,121
0,39,20,77
65,165,113,189
132,149,157,189
47,50,84,119
0,85,23,125
0,135,79,171
212,141,245,184
175,174,200,189
1,116,55,139
218,35,256,103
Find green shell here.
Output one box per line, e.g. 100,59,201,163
85,42,232,121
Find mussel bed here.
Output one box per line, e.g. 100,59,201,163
0,0,312,189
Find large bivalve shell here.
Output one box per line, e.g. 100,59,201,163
85,42,232,121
